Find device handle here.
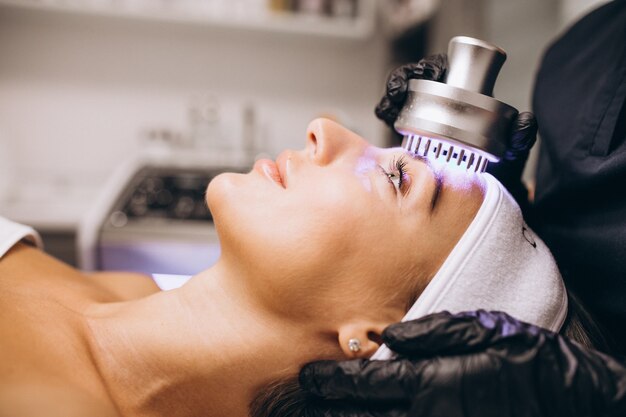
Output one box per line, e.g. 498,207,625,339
444,36,507,97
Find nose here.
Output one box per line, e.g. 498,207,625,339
305,118,368,165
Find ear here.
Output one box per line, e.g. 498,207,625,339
337,321,389,359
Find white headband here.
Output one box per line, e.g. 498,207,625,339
372,173,568,360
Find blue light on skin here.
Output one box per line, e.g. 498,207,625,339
402,135,498,174
427,154,480,173
354,147,379,193
426,155,485,192
401,138,488,193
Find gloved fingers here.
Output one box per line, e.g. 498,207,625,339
386,55,448,104
308,403,408,417
375,96,400,128
485,111,536,211
301,353,508,416
300,358,424,401
382,310,537,357
506,111,537,160
404,352,517,417
375,55,448,127
413,53,448,83
386,62,422,104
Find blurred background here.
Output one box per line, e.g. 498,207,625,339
0,0,607,274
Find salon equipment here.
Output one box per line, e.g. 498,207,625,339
396,36,518,172
78,154,244,278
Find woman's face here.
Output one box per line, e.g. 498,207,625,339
206,118,484,326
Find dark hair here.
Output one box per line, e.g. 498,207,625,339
560,290,613,354
249,379,328,417
248,290,610,417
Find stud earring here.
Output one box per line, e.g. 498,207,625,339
348,338,361,353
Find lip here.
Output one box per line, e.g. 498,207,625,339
254,159,285,188
275,151,290,188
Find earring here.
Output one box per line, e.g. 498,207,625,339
348,338,361,353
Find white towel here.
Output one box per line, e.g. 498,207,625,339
0,216,43,260
372,173,568,360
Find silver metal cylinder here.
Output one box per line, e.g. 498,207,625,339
445,36,507,96
394,36,518,163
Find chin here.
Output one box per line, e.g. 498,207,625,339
205,172,246,228
206,170,270,233
204,173,265,275
206,171,286,266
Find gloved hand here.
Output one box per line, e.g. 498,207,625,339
375,57,537,213
486,112,537,215
300,310,626,417
374,54,448,127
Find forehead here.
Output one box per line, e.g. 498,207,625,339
374,145,430,168
376,144,487,183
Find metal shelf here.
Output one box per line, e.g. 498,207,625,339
0,0,377,39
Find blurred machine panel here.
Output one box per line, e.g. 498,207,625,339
79,159,244,277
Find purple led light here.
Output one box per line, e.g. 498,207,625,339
402,135,496,173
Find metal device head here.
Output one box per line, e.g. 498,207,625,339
394,36,518,172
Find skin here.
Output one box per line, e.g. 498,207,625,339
0,118,484,417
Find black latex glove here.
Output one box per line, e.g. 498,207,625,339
300,310,626,417
374,54,448,127
486,112,537,216
375,57,537,213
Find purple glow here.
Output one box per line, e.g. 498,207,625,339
402,135,498,173
99,241,221,275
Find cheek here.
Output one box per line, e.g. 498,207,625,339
207,173,380,317
209,171,436,321
207,172,365,272
264,187,368,270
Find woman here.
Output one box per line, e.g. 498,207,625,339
0,118,565,417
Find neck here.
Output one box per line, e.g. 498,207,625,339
84,261,339,417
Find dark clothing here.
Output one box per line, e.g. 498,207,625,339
533,0,626,354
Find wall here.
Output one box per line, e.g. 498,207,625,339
1,0,609,220
0,5,388,202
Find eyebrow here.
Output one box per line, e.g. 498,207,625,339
430,172,443,211
404,152,443,212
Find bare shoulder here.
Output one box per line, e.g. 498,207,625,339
0,244,124,416
0,297,119,417
0,243,159,301
0,383,120,417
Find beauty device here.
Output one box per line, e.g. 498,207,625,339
396,36,518,172
370,37,523,361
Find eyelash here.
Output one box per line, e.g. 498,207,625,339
382,156,408,194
